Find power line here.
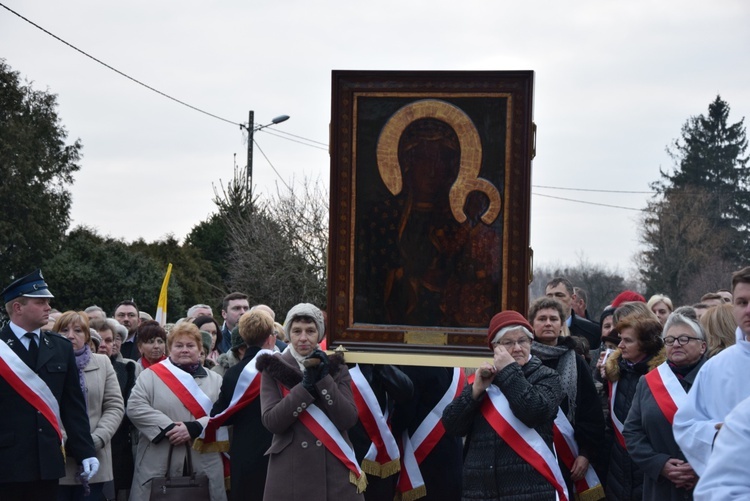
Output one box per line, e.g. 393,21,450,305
533,192,644,211
269,128,329,147
261,129,329,151
252,139,292,192
0,2,243,127
533,184,654,194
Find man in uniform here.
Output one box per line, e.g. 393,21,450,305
0,270,98,500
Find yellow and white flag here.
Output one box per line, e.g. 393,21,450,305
154,263,173,326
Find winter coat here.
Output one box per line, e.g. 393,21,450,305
127,362,227,501
623,358,705,501
110,355,139,490
393,366,464,500
603,349,666,501
61,353,124,485
210,346,272,501
532,337,606,489
257,351,363,501
348,364,414,501
212,350,240,377
442,356,563,500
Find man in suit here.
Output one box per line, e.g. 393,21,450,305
218,292,250,354
0,270,98,500
545,277,601,349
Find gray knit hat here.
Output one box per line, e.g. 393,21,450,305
284,303,325,342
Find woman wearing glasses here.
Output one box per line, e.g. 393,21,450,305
442,311,565,500
622,313,706,501
528,297,606,499
603,312,665,500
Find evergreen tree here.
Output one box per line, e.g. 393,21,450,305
640,96,749,301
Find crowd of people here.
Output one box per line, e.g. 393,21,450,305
2,267,750,500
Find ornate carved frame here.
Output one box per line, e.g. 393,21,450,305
327,70,534,358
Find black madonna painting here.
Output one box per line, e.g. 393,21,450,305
328,71,534,356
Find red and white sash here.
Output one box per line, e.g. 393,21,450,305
150,358,228,446
279,384,367,493
553,408,604,499
194,349,274,452
608,380,626,449
349,365,400,477
644,362,686,425
482,385,569,501
396,367,465,501
0,338,63,442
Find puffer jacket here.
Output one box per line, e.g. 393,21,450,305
603,349,666,501
442,356,563,500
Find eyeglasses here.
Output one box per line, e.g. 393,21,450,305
492,338,531,349
663,335,702,346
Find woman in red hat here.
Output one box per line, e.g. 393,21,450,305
442,311,565,500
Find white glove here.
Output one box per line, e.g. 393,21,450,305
81,457,100,481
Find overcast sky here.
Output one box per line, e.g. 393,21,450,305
2,0,749,280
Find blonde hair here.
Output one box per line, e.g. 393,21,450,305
239,310,274,347
700,303,737,358
647,294,673,312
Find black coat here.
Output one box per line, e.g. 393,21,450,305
570,312,601,350
623,359,705,501
348,364,414,501
603,350,666,501
110,356,138,490
392,366,464,501
211,345,272,501
0,325,96,482
442,356,563,501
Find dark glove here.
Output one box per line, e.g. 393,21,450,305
307,349,330,382
302,367,319,397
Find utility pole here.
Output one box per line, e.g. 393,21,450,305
247,110,255,196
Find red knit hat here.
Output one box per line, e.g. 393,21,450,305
487,311,534,350
611,291,646,307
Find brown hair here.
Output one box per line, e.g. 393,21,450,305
731,266,750,293
528,297,565,325
615,314,663,356
52,311,91,344
136,320,167,346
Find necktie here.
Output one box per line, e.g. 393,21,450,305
24,332,39,366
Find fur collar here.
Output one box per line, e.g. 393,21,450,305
256,351,345,389
604,347,666,382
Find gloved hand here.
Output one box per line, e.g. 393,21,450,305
81,457,99,481
307,349,330,382
302,367,319,397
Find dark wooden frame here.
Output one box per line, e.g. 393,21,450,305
327,70,534,357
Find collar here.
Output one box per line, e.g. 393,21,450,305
9,321,41,342
565,315,572,327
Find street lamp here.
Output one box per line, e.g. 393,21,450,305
241,111,290,195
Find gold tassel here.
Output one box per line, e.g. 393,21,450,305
576,484,606,501
377,458,401,478
395,485,427,501
361,458,401,478
192,438,230,453
349,470,368,493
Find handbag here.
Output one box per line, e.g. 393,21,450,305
149,442,211,500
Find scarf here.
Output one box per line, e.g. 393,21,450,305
287,344,317,371
172,360,204,375
74,344,91,414
532,341,578,423
140,354,166,369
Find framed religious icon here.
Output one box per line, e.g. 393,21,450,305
327,70,534,359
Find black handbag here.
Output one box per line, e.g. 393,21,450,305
149,442,211,500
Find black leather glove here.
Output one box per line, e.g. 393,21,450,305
302,367,319,397
307,349,330,382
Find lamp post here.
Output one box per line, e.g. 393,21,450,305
242,111,290,195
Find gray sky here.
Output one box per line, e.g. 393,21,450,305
2,0,749,279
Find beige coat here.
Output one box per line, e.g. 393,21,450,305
127,363,226,501
61,353,125,485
